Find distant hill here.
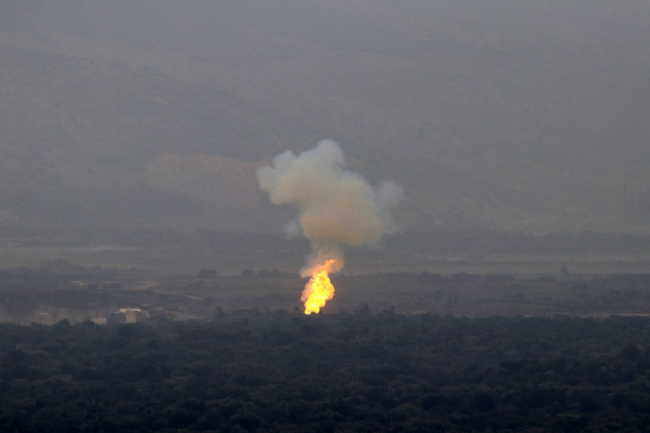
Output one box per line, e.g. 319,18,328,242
0,45,305,231
1,1,649,234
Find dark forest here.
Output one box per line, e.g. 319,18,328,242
2,313,650,432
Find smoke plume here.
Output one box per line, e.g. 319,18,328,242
257,140,403,276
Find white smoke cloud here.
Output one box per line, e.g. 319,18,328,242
257,140,403,274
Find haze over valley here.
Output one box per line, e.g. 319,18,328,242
0,1,650,315
5,4,650,431
1,1,650,239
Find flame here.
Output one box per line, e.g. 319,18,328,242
301,259,336,315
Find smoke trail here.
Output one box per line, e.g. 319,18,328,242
257,140,403,276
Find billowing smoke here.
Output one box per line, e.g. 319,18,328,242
257,140,403,277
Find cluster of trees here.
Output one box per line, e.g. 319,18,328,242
2,313,650,432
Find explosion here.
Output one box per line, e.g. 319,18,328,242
257,140,402,314
301,259,337,315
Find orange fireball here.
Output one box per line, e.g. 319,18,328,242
301,259,336,315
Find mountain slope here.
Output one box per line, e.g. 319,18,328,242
0,45,309,230
1,1,649,233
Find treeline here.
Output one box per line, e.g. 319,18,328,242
2,313,650,432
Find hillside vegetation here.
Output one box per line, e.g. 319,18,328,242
2,314,650,432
